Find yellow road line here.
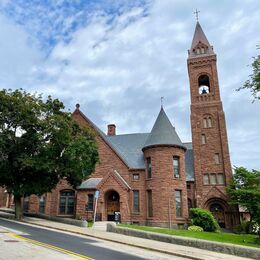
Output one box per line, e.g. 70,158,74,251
7,232,94,260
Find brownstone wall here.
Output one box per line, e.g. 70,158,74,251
76,190,95,220
187,53,238,229
128,169,146,225
143,146,189,227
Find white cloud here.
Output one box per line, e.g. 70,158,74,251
0,0,259,170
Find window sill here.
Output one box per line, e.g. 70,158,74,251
203,184,225,186
132,212,140,215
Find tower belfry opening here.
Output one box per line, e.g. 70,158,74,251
198,74,210,94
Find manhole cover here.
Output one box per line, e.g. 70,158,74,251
4,240,19,242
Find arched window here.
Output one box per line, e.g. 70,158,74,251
210,203,224,213
198,75,210,94
201,134,206,144
203,115,213,128
59,190,75,215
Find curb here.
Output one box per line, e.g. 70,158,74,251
22,221,203,260
0,215,202,260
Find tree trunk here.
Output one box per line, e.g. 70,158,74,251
14,195,23,220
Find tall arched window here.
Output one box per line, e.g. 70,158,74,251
198,75,210,94
59,190,75,215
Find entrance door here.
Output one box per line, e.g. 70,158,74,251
106,190,120,221
210,203,225,228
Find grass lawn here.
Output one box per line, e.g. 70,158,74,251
119,224,260,249
88,221,93,228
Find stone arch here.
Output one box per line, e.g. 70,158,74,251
204,198,230,228
104,189,120,221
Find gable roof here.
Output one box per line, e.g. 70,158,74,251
73,106,195,181
142,108,186,150
97,170,131,191
72,106,131,168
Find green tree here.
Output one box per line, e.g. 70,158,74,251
237,46,260,101
0,89,99,220
227,167,260,233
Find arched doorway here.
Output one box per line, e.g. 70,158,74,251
209,202,225,228
105,190,120,221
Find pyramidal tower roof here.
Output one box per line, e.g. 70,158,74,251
143,108,185,150
189,22,214,57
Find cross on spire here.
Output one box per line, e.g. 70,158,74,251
161,96,164,108
193,8,200,21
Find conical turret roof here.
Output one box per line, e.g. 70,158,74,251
189,22,214,57
143,108,185,150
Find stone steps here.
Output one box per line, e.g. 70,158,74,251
92,221,115,231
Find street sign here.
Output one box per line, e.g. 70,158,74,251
94,190,99,199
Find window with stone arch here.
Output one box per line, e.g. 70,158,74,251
198,74,210,94
203,114,213,128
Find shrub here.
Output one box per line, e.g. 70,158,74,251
189,208,220,232
236,220,254,234
188,225,203,232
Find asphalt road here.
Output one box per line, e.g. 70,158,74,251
0,218,145,260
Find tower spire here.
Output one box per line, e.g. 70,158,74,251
189,22,214,57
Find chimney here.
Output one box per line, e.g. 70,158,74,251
107,124,116,136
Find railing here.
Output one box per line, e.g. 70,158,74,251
196,93,215,102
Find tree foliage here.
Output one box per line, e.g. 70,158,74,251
227,167,260,230
0,89,99,219
237,46,260,101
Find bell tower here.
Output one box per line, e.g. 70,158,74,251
187,22,233,217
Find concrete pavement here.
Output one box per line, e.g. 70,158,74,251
0,211,252,260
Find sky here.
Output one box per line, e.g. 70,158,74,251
0,0,259,170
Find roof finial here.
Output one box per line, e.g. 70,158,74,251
194,8,200,22
161,96,164,108
76,103,80,110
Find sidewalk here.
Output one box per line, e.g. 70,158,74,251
0,210,251,260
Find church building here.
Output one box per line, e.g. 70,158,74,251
0,22,239,229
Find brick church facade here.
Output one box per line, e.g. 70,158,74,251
0,22,240,228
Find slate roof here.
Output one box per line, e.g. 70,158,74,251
105,134,194,181
183,142,194,181
143,108,186,150
75,106,195,181
77,178,102,189
106,133,149,169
